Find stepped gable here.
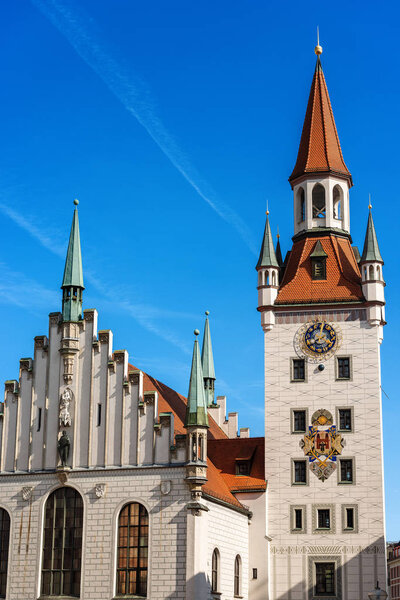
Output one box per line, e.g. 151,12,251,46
207,437,266,493
289,57,352,186
275,234,364,305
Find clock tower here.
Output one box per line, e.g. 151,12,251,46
258,45,387,600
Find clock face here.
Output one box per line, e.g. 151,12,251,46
294,320,342,363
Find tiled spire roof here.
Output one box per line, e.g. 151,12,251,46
185,331,209,427
289,57,352,187
361,209,383,263
62,201,84,290
256,214,279,269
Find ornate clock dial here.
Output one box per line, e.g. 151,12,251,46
294,320,342,363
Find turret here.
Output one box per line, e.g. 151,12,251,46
61,199,84,322
201,311,216,407
360,207,385,330
256,211,280,331
184,329,208,503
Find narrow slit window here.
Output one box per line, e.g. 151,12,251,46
97,404,102,427
294,509,303,530
37,407,42,432
345,508,354,530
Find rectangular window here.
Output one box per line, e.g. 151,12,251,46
339,459,354,483
345,508,354,530
293,410,306,433
312,258,327,280
97,403,102,427
315,563,335,595
37,407,42,432
294,509,302,530
317,509,330,529
292,359,305,382
337,357,351,380
338,408,352,431
293,460,307,484
236,460,250,476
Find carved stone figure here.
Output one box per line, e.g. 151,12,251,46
57,431,70,467
59,389,72,427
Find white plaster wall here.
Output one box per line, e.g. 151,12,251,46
206,499,249,600
265,310,386,600
0,467,189,600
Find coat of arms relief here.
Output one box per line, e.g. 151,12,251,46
300,409,344,481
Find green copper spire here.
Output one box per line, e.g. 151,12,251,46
201,311,216,407
275,230,283,267
256,212,279,269
61,200,85,322
185,330,209,428
361,208,383,263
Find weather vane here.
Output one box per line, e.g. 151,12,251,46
315,26,323,56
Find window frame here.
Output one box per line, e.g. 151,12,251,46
336,407,354,433
234,555,242,598
290,505,306,534
341,504,358,533
292,459,308,486
41,486,84,598
0,508,10,599
291,358,307,383
116,502,149,598
312,504,336,534
337,457,355,485
291,408,308,434
335,356,352,381
311,257,327,280
211,548,220,594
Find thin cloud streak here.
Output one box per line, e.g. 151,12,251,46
30,0,258,256
0,204,191,354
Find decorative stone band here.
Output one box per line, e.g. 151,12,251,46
275,309,367,325
270,544,386,555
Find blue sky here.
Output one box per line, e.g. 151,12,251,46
0,1,399,537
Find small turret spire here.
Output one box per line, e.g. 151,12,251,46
361,207,383,263
275,227,283,267
185,330,209,428
201,311,216,407
61,200,84,322
257,212,279,269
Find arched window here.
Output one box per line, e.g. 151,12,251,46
117,503,149,598
211,548,220,593
41,487,83,597
298,188,305,222
234,555,242,597
376,266,381,280
369,265,374,280
312,184,326,218
364,267,367,280
272,271,276,285
258,271,262,286
0,509,10,598
333,185,342,219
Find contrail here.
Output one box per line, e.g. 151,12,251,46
30,0,258,255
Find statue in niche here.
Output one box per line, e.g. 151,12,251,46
57,431,70,467
59,389,72,428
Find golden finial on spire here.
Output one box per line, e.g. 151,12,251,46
315,26,323,56
266,199,269,216
277,225,280,239
368,193,372,210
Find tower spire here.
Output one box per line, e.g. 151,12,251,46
275,227,283,267
201,311,216,407
185,330,209,427
361,207,383,263
289,49,352,187
61,200,84,322
257,211,279,269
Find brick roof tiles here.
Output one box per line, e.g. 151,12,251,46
289,58,352,186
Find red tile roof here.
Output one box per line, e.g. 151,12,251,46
207,437,266,493
289,58,352,186
275,234,363,305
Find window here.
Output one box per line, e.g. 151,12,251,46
234,555,241,597
338,408,352,431
345,508,354,530
236,460,250,476
298,187,305,222
315,562,335,595
0,509,10,599
295,509,303,530
211,549,220,593
293,460,307,484
339,459,354,483
312,258,326,279
333,185,342,219
292,359,305,382
293,410,306,433
312,184,326,218
37,407,42,432
41,487,83,598
117,503,149,598
337,357,351,380
97,403,102,427
317,509,331,530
